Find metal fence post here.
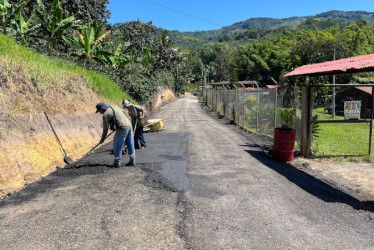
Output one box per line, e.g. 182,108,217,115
252,81,259,133
235,89,238,124
256,87,259,133
369,86,374,155
294,85,298,121
242,89,245,128
271,78,278,128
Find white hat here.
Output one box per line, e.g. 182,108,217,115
122,100,132,108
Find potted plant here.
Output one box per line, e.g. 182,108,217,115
273,108,296,162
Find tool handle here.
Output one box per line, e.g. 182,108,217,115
69,131,115,168
44,112,68,157
89,130,115,153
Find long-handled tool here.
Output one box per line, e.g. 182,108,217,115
67,131,115,169
44,112,75,165
133,119,138,134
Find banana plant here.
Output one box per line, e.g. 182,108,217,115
101,42,132,71
63,20,113,65
35,0,75,56
0,0,30,35
12,12,40,45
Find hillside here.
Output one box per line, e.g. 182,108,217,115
165,10,374,50
315,10,374,25
0,34,134,196
0,34,177,197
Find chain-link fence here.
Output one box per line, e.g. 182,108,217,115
201,84,374,157
204,86,301,149
206,88,213,109
310,85,374,156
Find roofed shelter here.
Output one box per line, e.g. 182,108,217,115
285,53,374,77
209,81,232,90
284,53,374,157
209,81,259,91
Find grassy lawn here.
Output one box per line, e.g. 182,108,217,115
312,108,373,156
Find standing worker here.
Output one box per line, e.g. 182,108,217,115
122,100,148,149
96,102,136,167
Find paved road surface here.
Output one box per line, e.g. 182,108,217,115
1,95,374,249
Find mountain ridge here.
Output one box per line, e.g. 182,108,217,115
160,10,374,49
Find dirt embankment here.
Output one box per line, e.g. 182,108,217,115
0,73,176,197
0,71,103,197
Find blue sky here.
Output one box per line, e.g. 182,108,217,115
108,0,374,32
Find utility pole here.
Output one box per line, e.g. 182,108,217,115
332,47,336,118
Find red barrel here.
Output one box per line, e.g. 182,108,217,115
273,128,296,162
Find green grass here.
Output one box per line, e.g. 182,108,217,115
312,107,373,156
216,102,373,156
0,34,134,103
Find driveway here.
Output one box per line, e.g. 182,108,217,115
1,95,374,249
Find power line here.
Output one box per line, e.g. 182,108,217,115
145,0,223,28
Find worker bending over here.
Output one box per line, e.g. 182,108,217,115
96,102,135,167
122,100,148,149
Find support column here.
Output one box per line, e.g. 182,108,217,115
300,86,312,157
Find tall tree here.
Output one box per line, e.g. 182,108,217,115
341,20,374,55
9,0,110,23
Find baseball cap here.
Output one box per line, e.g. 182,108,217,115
96,102,109,113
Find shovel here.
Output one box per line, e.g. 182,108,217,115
44,112,75,165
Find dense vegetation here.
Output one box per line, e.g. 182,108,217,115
2,0,374,103
1,0,187,104
179,14,374,86
167,10,374,46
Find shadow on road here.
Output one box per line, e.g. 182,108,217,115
245,148,374,213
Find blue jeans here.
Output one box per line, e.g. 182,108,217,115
134,126,147,148
113,127,135,165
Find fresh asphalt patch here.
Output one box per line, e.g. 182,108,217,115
0,130,190,206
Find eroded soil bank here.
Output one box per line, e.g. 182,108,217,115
0,83,176,197
0,112,103,196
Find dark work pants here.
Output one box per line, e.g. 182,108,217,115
134,126,147,149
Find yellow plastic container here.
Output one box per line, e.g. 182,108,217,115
146,119,164,130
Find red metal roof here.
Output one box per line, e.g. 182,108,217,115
284,53,374,77
355,86,373,95
240,87,265,92
266,85,279,89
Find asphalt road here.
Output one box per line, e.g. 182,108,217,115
1,95,374,249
